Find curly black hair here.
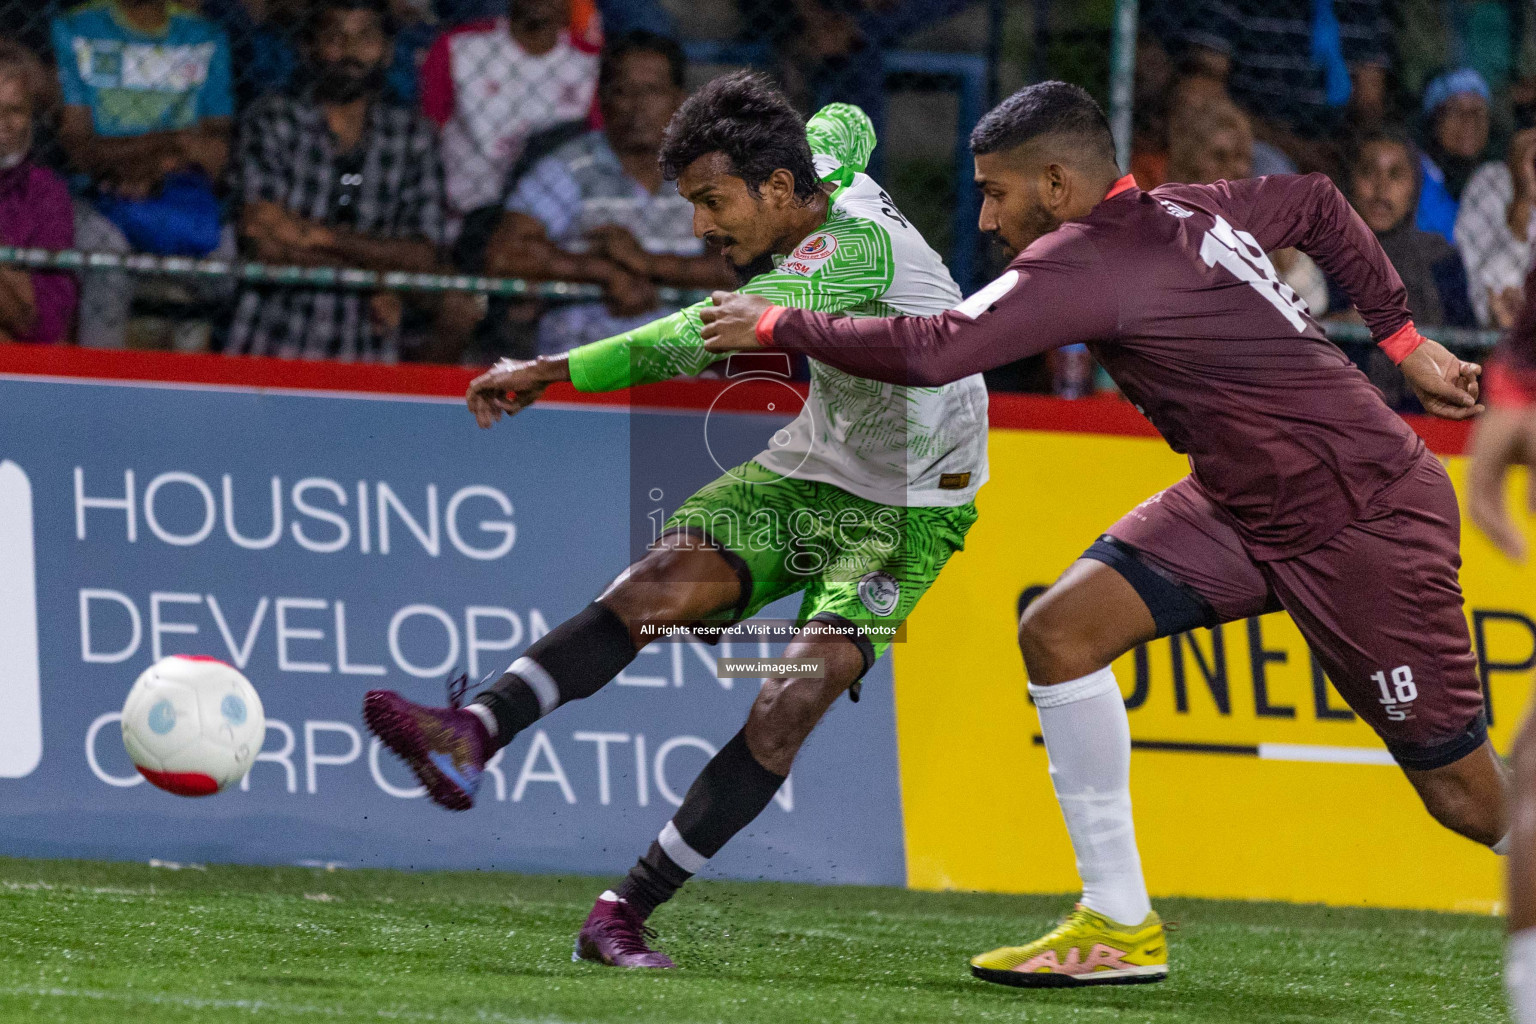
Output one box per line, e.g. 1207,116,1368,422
970,81,1115,164
306,0,394,41
659,71,820,202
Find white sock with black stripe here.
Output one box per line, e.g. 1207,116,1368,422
473,603,637,749
1031,666,1153,926
615,729,786,919
1510,928,1536,1023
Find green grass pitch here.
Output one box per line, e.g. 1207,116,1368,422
0,856,1507,1023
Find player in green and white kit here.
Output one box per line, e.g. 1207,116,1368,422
364,73,987,968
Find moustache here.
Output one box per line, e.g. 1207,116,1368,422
704,232,737,250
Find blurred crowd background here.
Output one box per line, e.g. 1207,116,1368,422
0,0,1532,402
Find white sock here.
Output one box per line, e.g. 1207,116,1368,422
1030,666,1152,926
1509,928,1536,1024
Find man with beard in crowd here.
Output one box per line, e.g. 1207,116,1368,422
227,0,444,361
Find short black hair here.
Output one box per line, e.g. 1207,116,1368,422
600,30,686,92
306,0,393,42
970,81,1116,164
659,71,820,202
1350,126,1421,188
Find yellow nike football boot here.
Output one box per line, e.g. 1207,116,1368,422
970,904,1168,988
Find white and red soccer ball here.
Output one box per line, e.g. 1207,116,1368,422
120,655,265,796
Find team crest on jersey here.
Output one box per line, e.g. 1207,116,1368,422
783,233,838,274
794,233,837,261
858,571,900,616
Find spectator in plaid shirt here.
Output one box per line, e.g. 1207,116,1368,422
227,0,444,360
1455,105,1536,330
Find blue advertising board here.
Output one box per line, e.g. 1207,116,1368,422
0,375,906,887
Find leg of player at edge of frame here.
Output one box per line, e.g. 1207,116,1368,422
360,534,869,969
1507,703,1536,1021
970,557,1510,990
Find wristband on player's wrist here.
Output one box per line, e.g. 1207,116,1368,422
755,305,788,347
1378,322,1426,365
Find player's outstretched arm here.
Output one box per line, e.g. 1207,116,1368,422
466,355,569,428
703,248,1116,386
1213,172,1485,417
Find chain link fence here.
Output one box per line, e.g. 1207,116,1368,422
0,0,1520,395
0,0,1044,366
1129,0,1527,404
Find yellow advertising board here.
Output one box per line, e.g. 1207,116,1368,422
892,418,1535,913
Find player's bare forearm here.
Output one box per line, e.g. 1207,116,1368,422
465,354,571,428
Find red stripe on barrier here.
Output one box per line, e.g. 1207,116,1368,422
0,344,1471,454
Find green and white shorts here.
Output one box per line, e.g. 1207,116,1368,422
660,459,977,671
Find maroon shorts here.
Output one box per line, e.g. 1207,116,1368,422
1097,453,1485,769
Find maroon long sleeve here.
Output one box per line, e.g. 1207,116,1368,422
772,174,1425,559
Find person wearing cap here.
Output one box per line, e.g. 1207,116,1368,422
1417,68,1492,243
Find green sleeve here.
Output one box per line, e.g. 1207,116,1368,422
805,103,876,175
567,221,896,392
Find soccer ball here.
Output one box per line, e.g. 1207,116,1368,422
121,655,265,797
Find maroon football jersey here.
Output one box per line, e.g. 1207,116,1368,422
769,173,1425,559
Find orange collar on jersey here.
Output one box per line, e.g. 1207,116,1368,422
1104,174,1138,201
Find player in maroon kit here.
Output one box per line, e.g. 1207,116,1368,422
1466,262,1536,1022
695,82,1507,987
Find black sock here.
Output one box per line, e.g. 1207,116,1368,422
473,602,637,751
616,840,692,920
615,729,786,919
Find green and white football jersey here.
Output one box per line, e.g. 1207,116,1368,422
566,104,989,508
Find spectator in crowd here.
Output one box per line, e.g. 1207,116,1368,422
1162,88,1328,315
0,40,77,343
472,30,734,356
52,0,237,348
200,0,304,108
422,0,602,236
202,0,442,109
385,0,442,107
1165,88,1252,186
52,0,234,202
1183,0,1389,175
1456,106,1536,329
435,0,666,34
227,0,444,360
1343,129,1473,327
739,0,970,173
1,2,64,70
1416,68,1492,243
